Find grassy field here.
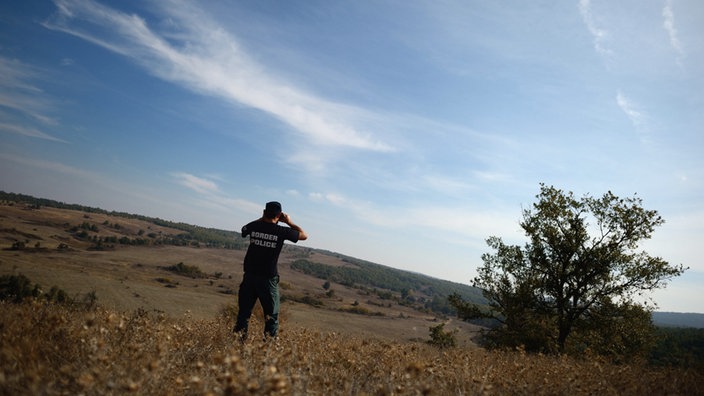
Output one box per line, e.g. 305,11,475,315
2,301,703,395
2,202,703,394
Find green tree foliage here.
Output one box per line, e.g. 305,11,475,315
0,274,40,303
0,274,71,304
428,323,457,348
566,299,656,363
649,327,704,369
452,184,686,356
45,285,69,304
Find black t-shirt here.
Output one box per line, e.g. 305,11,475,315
241,220,300,277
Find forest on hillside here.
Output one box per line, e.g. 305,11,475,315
291,257,485,315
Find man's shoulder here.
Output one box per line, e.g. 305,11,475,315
242,219,263,235
243,220,262,228
243,220,280,233
242,220,296,238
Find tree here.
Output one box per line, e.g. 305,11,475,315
0,274,39,302
453,184,686,355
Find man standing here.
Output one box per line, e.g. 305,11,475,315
234,201,307,340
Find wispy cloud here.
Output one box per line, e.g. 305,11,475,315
0,58,44,94
0,123,67,143
662,0,685,64
0,152,93,178
172,172,220,195
0,57,62,138
44,0,393,153
170,172,263,216
616,91,646,130
578,0,612,57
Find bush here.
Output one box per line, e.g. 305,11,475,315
0,274,39,302
0,274,74,304
164,262,207,279
338,306,384,316
10,241,26,250
428,323,457,348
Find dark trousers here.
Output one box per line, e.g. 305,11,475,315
234,273,280,339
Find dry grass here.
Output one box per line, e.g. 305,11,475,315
2,302,702,395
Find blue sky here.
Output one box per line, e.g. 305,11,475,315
1,0,702,313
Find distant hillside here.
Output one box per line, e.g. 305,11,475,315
291,252,485,314
0,191,485,314
653,312,704,329
0,191,244,249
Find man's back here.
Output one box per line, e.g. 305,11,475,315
242,220,299,277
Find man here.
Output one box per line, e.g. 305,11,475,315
234,201,307,340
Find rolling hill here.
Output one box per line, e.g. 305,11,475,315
0,191,485,345
2,189,701,340
3,191,704,390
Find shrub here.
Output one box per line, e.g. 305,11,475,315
164,262,207,278
0,274,39,302
10,241,26,250
0,274,73,304
428,323,457,348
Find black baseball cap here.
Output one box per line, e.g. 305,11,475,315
265,201,282,216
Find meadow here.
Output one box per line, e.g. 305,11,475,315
2,301,702,395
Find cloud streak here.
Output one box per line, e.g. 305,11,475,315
170,172,263,218
662,0,685,63
0,152,93,178
0,123,67,143
578,0,611,57
44,0,393,153
616,91,645,129
0,57,62,138
172,172,220,195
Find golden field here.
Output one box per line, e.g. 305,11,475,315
2,301,702,395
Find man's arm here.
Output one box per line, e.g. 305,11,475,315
279,213,308,241
241,222,251,237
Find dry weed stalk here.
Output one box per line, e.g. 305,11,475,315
1,301,701,395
